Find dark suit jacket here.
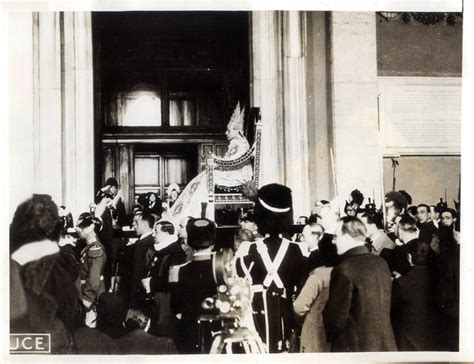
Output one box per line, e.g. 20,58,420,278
418,220,438,244
391,265,449,351
146,241,186,338
169,256,218,354
433,244,460,351
323,246,397,352
115,329,177,354
149,240,186,294
130,233,155,305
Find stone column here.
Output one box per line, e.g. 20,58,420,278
32,12,63,202
8,12,35,215
282,11,311,216
9,12,94,219
251,11,312,216
329,12,382,208
62,12,95,218
305,12,333,204
250,11,285,186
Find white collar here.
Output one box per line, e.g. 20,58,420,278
11,239,60,266
154,235,177,252
193,250,213,256
140,231,153,240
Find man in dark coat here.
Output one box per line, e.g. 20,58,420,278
323,216,397,352
169,218,219,354
434,232,460,351
391,239,449,351
115,308,177,354
141,220,186,338
416,204,439,244
129,213,156,306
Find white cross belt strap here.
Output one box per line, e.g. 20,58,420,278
255,239,290,289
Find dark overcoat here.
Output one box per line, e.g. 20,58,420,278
323,246,397,352
391,265,449,351
129,233,155,305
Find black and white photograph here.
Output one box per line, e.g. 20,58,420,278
2,0,473,361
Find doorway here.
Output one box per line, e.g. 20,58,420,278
93,11,250,213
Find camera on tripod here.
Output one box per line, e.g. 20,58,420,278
200,248,267,354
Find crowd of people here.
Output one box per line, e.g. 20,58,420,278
9,177,460,354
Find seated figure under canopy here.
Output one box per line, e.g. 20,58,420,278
163,103,253,224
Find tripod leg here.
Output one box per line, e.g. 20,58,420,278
209,335,224,354
224,339,233,354
248,338,261,354
242,340,252,354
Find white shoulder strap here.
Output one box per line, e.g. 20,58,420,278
168,261,191,283
256,239,290,289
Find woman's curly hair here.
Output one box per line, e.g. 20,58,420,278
10,194,61,251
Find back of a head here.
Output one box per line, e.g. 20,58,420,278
306,213,320,225
399,214,417,228
140,213,156,230
155,220,175,235
187,218,216,250
340,216,367,242
10,194,60,251
96,293,124,327
385,191,408,211
124,308,148,331
362,210,383,230
398,190,412,205
406,238,430,265
77,212,103,234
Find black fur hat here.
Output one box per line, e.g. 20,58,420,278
187,218,216,250
257,183,292,213
254,184,293,236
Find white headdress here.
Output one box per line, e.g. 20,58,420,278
227,102,245,133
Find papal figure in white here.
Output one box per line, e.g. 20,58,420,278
163,103,253,224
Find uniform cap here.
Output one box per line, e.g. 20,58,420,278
187,218,216,250
257,183,292,213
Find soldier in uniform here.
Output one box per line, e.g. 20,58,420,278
237,184,306,353
76,212,107,327
169,218,219,354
